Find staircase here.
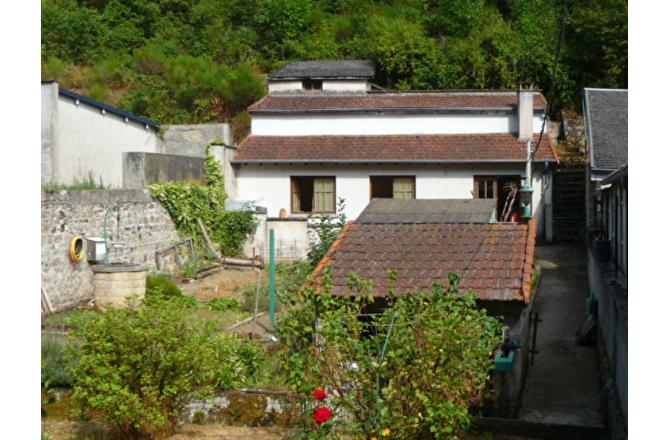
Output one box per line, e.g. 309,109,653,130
552,168,586,242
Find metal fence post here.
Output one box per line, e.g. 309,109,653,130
269,229,276,327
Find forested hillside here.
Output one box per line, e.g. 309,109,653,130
41,0,627,136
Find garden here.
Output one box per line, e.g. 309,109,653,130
42,155,504,439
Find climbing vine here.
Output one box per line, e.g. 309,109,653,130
149,147,255,256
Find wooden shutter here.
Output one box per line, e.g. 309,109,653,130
291,178,301,212
313,178,335,212
393,177,415,200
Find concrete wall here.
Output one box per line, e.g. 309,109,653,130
49,88,159,188
210,144,239,199
160,123,233,157
42,83,58,185
587,248,628,431
122,152,205,189
251,113,544,136
235,162,549,227
41,190,180,311
239,209,309,261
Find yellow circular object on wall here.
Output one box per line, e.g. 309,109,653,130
69,236,86,263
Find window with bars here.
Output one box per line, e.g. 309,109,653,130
370,176,416,200
291,176,335,213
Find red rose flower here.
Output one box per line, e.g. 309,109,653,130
313,406,332,424
313,388,327,401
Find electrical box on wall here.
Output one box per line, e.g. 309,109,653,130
85,237,106,263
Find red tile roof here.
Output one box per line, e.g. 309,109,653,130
234,133,558,163
309,219,538,303
249,92,547,113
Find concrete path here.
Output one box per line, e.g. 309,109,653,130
518,244,604,428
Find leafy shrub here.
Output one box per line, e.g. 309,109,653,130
67,298,243,439
307,198,347,269
278,272,502,439
146,274,182,299
41,336,73,389
149,148,256,257
208,297,240,311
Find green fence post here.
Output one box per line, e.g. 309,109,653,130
269,229,276,327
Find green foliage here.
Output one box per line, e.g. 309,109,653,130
146,274,182,298
278,272,502,439
42,0,626,126
149,148,256,256
42,172,107,191
307,198,347,269
67,298,249,439
41,337,73,389
208,297,241,311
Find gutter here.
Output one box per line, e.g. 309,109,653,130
250,107,547,115
58,87,160,129
231,158,557,165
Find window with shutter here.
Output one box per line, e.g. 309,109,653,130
392,177,415,200
313,177,335,212
291,176,335,214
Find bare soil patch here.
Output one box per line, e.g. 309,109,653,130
180,267,260,303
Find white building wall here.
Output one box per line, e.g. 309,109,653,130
53,95,159,187
268,81,303,94
251,113,544,136
268,79,369,94
235,163,548,224
322,80,369,93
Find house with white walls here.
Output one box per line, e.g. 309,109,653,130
232,60,559,242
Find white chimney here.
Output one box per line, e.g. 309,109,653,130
518,89,534,141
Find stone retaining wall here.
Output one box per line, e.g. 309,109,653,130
41,190,180,311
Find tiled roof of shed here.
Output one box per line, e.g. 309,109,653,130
249,92,547,112
310,220,537,303
356,199,497,224
584,88,627,171
233,133,558,163
269,60,375,79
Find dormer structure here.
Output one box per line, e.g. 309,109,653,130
268,60,374,94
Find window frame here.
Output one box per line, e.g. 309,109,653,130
290,176,336,214
369,175,416,200
302,79,323,91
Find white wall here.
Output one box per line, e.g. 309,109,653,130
42,83,58,185
268,81,303,94
53,95,159,187
251,113,545,136
322,80,369,93
235,163,549,224
268,79,369,94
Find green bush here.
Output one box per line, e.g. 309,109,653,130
67,298,243,439
208,297,240,311
278,272,502,439
41,336,73,389
146,274,182,298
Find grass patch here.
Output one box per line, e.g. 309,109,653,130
42,172,107,191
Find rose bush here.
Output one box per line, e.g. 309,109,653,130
278,271,502,439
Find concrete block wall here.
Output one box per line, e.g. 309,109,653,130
123,152,206,189
41,190,180,311
160,124,234,157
